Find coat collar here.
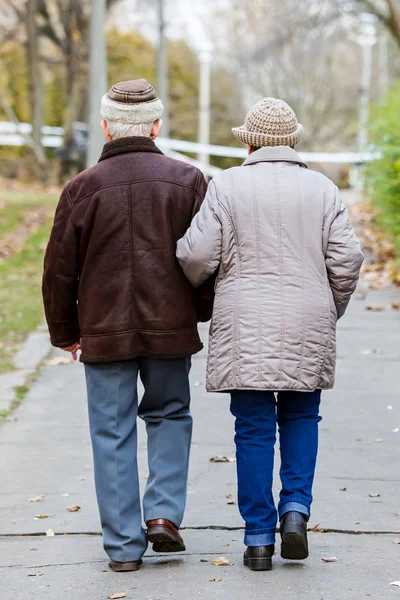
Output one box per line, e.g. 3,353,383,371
243,146,307,168
98,136,164,163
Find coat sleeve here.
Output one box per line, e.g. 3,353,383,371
176,179,222,288
325,190,364,319
42,188,81,347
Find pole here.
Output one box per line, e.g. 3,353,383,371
379,33,389,103
157,0,169,138
87,0,107,168
358,41,372,152
198,48,212,166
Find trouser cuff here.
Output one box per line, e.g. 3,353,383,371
279,501,310,520
244,530,276,547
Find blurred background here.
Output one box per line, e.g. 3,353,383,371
0,0,400,384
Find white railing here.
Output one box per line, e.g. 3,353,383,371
0,121,379,165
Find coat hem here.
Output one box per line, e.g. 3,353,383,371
206,384,333,393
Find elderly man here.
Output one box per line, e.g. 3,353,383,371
42,79,211,572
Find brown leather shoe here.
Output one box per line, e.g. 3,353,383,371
147,519,186,552
109,559,142,572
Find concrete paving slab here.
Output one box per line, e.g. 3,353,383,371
1,531,399,600
13,330,52,372
0,370,31,412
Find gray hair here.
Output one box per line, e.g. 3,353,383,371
106,120,155,140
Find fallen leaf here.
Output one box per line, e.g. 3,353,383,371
373,348,385,355
66,505,81,512
322,557,337,563
29,493,45,503
390,582,400,587
227,499,236,505
356,437,362,442
28,572,43,577
391,301,400,310
365,304,384,311
108,593,127,600
200,558,210,563
340,488,347,492
393,539,400,544
30,548,38,552
210,578,222,582
211,557,232,566
102,569,110,572
311,524,325,532
369,493,381,498
34,515,49,519
224,544,230,547
45,529,55,537
46,356,73,366
209,456,236,463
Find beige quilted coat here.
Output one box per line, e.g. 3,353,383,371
177,147,364,392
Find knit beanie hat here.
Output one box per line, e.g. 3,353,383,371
232,98,303,148
101,79,164,125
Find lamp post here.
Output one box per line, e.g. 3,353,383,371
157,0,170,138
197,45,213,167
87,0,107,168
357,13,377,153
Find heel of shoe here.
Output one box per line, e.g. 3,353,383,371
244,556,272,571
281,531,308,560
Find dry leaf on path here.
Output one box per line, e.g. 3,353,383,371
227,499,236,505
369,493,381,498
391,301,400,310
311,524,325,532
365,304,384,311
29,493,45,503
210,578,222,582
373,348,385,355
28,572,43,577
390,582,400,587
34,515,49,519
340,488,347,492
108,593,127,599
45,529,55,537
66,505,81,512
211,557,232,566
209,456,236,463
322,557,337,563
393,540,400,544
200,558,209,562
46,356,73,366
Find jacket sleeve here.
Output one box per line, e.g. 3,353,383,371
42,188,81,347
325,190,364,319
176,179,222,288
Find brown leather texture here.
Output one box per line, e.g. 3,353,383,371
107,79,157,105
42,137,211,363
147,519,178,531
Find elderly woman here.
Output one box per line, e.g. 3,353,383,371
176,98,364,572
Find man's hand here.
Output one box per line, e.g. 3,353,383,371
62,342,81,361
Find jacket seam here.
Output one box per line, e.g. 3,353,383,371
68,178,202,208
229,170,241,389
83,325,198,338
297,167,306,385
251,166,263,387
275,163,285,387
127,185,135,331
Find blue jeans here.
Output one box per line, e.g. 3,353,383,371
85,357,192,563
230,390,322,547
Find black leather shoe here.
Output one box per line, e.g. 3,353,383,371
280,511,309,560
243,545,274,571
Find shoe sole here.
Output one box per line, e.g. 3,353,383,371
147,526,186,553
281,532,309,560
244,557,272,571
109,560,142,572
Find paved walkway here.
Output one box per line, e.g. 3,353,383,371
1,254,400,597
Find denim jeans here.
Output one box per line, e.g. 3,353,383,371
85,357,192,563
230,389,322,547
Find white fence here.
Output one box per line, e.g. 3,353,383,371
0,121,379,165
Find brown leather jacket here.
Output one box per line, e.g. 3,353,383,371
42,137,212,363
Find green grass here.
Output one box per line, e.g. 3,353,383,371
0,189,58,372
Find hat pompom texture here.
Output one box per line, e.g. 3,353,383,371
233,97,303,147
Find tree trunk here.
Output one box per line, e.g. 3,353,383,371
26,0,46,179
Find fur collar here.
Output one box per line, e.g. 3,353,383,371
98,136,164,163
